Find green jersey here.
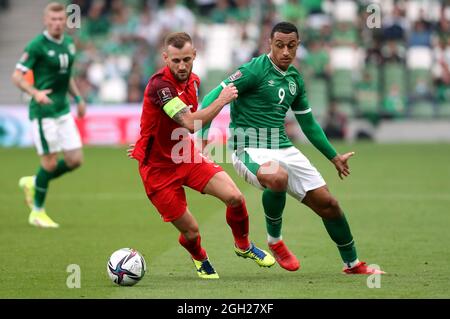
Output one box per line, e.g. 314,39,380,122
16,31,76,120
222,54,311,149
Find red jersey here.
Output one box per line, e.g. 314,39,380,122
132,66,201,167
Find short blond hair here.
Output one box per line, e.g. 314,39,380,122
44,2,66,15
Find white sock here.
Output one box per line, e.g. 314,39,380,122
345,259,360,269
267,235,282,245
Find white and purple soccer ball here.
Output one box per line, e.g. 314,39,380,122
107,248,146,286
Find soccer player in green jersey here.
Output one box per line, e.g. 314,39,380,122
11,2,85,228
200,22,385,274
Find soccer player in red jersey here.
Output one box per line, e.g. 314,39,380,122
129,32,275,279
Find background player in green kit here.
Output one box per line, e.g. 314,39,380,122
11,2,85,228
200,22,385,275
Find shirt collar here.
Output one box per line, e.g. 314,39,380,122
43,30,64,44
267,54,287,76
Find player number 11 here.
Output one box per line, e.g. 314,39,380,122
59,53,69,70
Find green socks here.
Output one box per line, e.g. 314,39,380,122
322,214,358,266
52,159,72,179
34,159,73,209
262,189,286,238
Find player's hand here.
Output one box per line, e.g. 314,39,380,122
33,89,53,105
77,100,86,118
218,83,238,105
127,144,135,159
331,152,355,180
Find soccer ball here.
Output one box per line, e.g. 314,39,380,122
107,248,146,286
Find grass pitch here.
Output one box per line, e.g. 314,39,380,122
0,143,449,298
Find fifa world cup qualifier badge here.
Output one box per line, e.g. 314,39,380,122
19,52,29,63
158,87,173,104
228,70,242,82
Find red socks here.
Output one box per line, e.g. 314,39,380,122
226,200,250,250
178,233,207,261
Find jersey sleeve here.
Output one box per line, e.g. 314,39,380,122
148,78,188,118
291,76,311,115
221,64,258,94
16,41,39,73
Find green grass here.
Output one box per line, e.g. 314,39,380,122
0,143,449,298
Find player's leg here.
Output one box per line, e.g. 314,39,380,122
186,160,275,267
302,181,385,274
232,149,298,271
20,117,62,227
202,171,249,249
59,112,83,174
62,148,83,171
21,152,60,228
257,161,288,243
31,114,82,227
145,178,219,279
257,162,300,271
171,208,219,279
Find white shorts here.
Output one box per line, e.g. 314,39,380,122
31,113,82,155
231,146,326,202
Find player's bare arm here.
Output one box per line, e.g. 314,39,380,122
168,83,238,133
11,69,53,105
69,77,86,118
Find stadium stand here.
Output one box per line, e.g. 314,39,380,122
1,0,450,127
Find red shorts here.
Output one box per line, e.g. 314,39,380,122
139,158,223,222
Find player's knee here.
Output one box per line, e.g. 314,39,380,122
182,228,200,242
322,197,341,219
265,170,288,192
42,160,58,172
66,154,83,169
225,190,244,207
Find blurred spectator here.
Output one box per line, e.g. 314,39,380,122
63,0,450,118
75,70,98,104
210,0,231,24
408,21,432,47
382,84,406,118
432,37,450,102
108,0,139,54
136,5,162,48
229,0,252,24
71,0,92,16
382,40,406,63
279,0,307,26
365,40,383,65
302,0,323,15
127,70,144,103
323,102,347,139
83,0,110,38
195,0,217,16
157,0,196,35
332,22,359,46
302,40,330,78
382,5,408,41
232,28,256,66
